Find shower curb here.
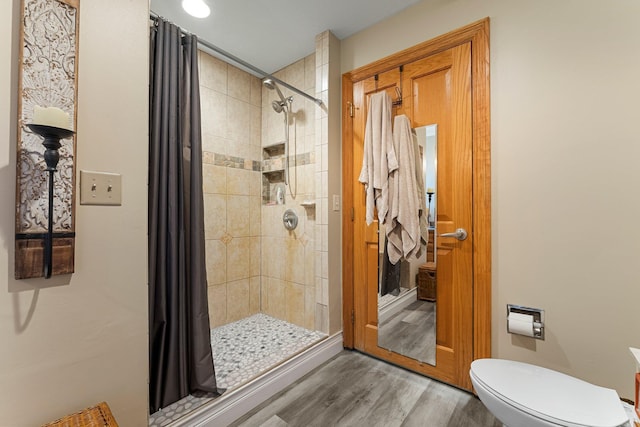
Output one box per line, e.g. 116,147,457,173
168,332,344,427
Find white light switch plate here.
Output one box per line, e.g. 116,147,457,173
332,194,340,211
80,170,122,205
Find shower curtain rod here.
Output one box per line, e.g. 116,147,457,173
150,12,323,106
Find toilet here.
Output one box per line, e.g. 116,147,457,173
470,359,629,427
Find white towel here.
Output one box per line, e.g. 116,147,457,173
358,92,397,225
386,115,422,264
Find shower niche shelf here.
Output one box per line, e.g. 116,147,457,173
262,142,286,205
262,169,284,182
263,142,285,158
262,142,286,183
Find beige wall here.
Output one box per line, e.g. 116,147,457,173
325,32,343,335
341,0,640,398
0,0,149,425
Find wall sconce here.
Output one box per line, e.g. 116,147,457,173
16,0,79,280
426,188,435,228
27,106,75,279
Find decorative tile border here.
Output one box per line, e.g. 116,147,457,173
203,151,261,171
202,150,314,172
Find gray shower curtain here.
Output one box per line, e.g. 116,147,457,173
149,18,222,413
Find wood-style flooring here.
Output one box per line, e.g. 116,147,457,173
378,300,436,365
231,350,501,427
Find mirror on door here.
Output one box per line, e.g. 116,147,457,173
377,124,437,365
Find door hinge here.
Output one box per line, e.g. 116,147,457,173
347,101,354,118
351,310,355,324
351,207,354,222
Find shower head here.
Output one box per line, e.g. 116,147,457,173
263,78,287,106
272,100,285,113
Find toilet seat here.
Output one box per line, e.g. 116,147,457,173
470,359,628,427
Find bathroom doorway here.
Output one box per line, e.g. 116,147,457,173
341,19,491,391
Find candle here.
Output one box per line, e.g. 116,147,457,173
33,105,72,131
427,187,435,194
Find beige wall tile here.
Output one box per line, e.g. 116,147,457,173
305,99,316,131
285,237,305,284
204,193,227,239
263,277,286,320
203,163,226,194
291,110,306,142
250,104,262,148
315,276,323,305
262,236,285,280
286,281,306,327
227,278,250,322
250,196,261,237
321,278,329,306
285,58,305,90
233,140,261,161
250,236,261,277
315,303,328,334
208,284,227,328
250,76,262,107
200,53,227,93
262,205,287,238
261,276,273,316
202,136,232,157
304,53,315,92
304,286,315,330
227,97,251,145
304,243,315,287
227,195,250,237
205,239,226,285
228,65,251,102
250,276,261,314
250,174,262,197
226,237,251,281
200,86,228,141
227,168,252,196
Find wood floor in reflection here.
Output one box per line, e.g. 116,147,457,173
378,299,436,365
231,351,501,427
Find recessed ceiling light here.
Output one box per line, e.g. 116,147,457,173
182,0,210,18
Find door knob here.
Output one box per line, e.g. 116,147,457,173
439,228,468,241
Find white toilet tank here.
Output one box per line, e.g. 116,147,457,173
470,359,629,427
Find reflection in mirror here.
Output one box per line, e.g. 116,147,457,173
378,124,437,365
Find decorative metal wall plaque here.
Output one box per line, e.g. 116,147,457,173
15,0,79,279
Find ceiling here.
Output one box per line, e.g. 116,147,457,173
150,0,422,75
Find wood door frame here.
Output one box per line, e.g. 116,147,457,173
342,18,491,361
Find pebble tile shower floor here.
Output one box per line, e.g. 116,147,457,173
149,314,327,426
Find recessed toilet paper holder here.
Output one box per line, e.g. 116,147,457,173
507,304,545,340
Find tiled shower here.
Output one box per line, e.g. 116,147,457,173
194,33,339,404
200,49,321,332
150,33,336,426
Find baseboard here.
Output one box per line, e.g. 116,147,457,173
379,288,417,324
171,332,344,427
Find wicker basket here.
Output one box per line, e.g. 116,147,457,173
417,262,436,302
42,402,118,427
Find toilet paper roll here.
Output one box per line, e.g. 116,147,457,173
508,312,535,337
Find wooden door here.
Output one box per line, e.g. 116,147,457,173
350,42,476,389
